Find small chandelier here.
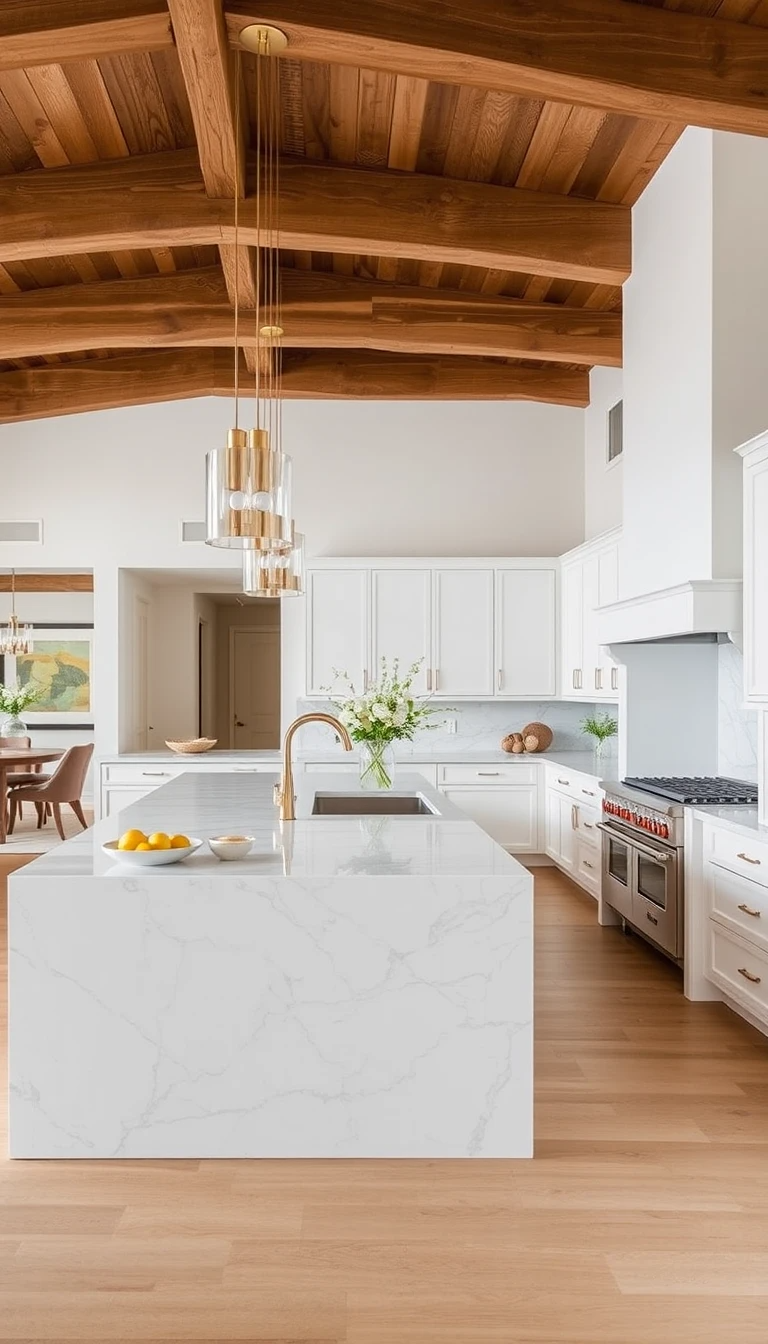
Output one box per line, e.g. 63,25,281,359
243,530,305,598
205,28,293,555
0,570,34,655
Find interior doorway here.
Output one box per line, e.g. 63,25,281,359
213,597,281,749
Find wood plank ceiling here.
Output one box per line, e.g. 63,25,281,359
0,0,766,419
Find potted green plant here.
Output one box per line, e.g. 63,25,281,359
581,711,618,762
328,658,444,790
0,681,41,736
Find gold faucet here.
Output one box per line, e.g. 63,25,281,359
274,713,353,821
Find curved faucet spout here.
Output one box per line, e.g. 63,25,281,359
275,713,353,821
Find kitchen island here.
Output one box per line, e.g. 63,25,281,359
9,772,533,1160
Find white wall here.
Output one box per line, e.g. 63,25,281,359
584,367,623,540
621,128,715,600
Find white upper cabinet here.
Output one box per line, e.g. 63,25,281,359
496,569,556,697
306,569,369,696
432,569,495,697
561,530,621,701
739,434,768,703
370,569,431,696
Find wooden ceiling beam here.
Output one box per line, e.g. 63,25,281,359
0,349,590,421
0,574,93,592
226,0,768,137
0,267,622,366
0,0,173,72
0,151,630,285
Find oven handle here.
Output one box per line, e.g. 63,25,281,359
596,821,675,864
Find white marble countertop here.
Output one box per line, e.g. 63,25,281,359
100,749,282,763
17,771,524,880
99,747,603,775
690,804,767,841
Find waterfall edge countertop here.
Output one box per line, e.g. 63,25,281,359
9,773,533,1160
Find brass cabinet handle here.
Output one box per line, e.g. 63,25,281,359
142,771,170,777
738,852,761,865
611,666,619,691
646,911,659,926
595,668,603,691
737,902,761,918
738,966,762,984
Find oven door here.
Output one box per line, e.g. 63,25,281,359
600,822,634,921
633,835,681,958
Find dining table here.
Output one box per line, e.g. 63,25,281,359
0,748,64,844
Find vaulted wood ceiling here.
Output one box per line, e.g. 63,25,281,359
0,0,766,420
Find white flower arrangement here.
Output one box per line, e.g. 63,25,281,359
0,680,41,716
327,658,442,746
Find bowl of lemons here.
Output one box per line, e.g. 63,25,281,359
103,829,202,867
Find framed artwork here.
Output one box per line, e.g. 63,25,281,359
0,624,94,726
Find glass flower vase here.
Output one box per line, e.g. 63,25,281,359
0,712,27,737
359,740,396,791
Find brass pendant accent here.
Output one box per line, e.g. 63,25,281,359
238,24,288,55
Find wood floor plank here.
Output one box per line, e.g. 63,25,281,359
1,860,767,1340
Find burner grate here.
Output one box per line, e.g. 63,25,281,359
622,776,758,805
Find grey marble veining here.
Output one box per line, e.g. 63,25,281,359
717,643,758,782
9,771,533,1159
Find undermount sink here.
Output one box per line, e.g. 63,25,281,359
311,792,438,817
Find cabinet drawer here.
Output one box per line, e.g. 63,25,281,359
575,803,600,845
103,763,183,784
439,763,536,786
304,762,360,774
708,924,768,1024
576,840,600,897
708,863,768,954
705,824,768,887
546,768,601,805
101,785,157,818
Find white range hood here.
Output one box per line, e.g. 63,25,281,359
598,579,742,645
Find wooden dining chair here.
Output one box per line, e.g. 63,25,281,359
0,734,51,826
8,743,94,841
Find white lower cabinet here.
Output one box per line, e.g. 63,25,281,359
704,820,768,1030
440,786,538,852
102,785,156,817
545,790,578,876
544,767,602,894
99,758,280,820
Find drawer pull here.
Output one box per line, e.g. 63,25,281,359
646,911,659,926
738,966,762,984
738,852,761,866
234,767,258,772
583,859,594,870
142,771,170,777
737,902,762,918
477,771,501,777
582,788,595,797
583,822,594,830
557,777,570,786
571,804,578,831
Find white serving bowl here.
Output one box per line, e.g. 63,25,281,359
102,839,203,867
208,835,255,862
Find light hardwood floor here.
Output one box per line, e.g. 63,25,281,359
1,856,768,1342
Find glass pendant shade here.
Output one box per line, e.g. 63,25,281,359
243,531,305,598
0,613,34,656
205,428,293,551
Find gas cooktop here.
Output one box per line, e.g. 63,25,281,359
621,776,758,805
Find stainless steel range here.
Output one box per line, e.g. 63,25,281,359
598,776,758,963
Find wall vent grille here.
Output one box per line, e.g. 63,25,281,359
180,521,207,542
0,520,43,543
607,401,623,464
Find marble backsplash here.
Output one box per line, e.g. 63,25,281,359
296,697,613,755
718,642,758,781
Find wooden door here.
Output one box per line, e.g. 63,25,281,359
496,568,556,697
230,628,281,749
370,569,431,695
432,569,494,697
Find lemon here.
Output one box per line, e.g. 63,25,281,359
117,829,147,851
135,842,152,851
170,834,191,849
147,832,171,850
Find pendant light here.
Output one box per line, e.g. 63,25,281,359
242,530,305,598
0,570,34,656
205,34,293,553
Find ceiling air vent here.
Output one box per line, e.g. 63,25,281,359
0,520,43,543
180,521,207,542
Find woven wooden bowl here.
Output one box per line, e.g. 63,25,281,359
165,738,218,754
520,722,553,753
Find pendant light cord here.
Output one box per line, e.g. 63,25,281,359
233,49,241,428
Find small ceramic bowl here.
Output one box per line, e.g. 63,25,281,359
208,835,255,862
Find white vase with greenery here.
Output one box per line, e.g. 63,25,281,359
0,681,40,737
581,712,618,762
328,659,443,790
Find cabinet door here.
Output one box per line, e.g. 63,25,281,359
561,560,584,696
432,569,494,696
545,787,562,861
496,569,556,697
744,453,768,702
306,569,369,696
370,569,431,695
597,541,620,698
558,795,578,875
581,554,601,698
441,786,538,851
